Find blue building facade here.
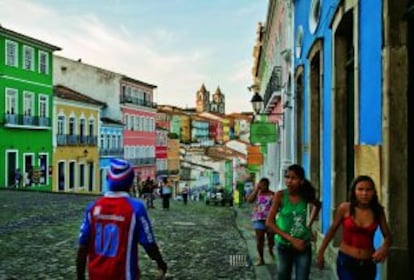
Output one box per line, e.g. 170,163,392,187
99,118,123,192
293,0,389,278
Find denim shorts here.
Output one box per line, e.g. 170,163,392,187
277,242,312,280
252,220,266,230
336,251,376,280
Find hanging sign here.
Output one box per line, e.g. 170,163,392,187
250,122,278,144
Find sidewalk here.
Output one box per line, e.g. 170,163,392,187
234,204,335,280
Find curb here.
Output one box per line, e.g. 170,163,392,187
234,205,276,280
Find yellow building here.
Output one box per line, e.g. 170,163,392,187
222,117,230,142
167,138,180,195
52,85,106,193
179,113,191,143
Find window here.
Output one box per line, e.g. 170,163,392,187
23,46,34,71
6,88,17,114
57,116,65,135
23,91,34,116
89,119,94,136
112,135,116,149
134,116,139,131
309,0,322,34
39,95,48,117
129,115,133,130
69,117,75,135
106,135,111,149
79,118,85,138
125,114,129,129
79,164,85,188
5,40,18,67
117,135,122,148
100,133,105,149
39,51,49,74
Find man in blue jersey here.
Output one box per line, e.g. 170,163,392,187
76,159,167,280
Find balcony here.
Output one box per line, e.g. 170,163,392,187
168,169,180,175
99,148,124,157
120,95,157,108
4,114,51,129
56,134,98,146
129,157,156,166
263,66,283,113
156,169,169,176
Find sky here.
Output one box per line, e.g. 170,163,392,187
0,0,268,114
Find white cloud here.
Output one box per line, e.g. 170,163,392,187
0,0,256,113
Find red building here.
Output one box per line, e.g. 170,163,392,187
121,77,157,180
155,109,171,179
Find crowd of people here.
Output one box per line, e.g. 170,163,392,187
76,158,391,280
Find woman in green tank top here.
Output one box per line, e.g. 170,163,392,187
266,164,321,280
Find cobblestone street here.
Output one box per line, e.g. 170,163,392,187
0,190,254,280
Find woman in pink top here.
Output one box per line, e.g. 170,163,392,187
317,175,392,280
247,177,275,265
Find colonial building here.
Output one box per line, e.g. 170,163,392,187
0,25,61,190
250,0,413,278
53,85,105,193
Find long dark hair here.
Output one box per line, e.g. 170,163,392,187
259,177,270,190
349,175,384,220
286,164,317,203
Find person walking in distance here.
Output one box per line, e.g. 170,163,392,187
142,177,153,209
160,177,172,209
317,175,392,280
76,159,167,280
266,164,321,280
14,168,22,188
182,184,189,205
247,177,275,265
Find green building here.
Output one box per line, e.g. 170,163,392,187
0,25,61,190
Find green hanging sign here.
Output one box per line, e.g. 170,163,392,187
247,164,260,172
250,122,278,144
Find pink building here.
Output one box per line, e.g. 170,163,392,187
121,77,157,180
155,110,170,178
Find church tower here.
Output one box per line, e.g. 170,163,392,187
210,86,225,114
196,84,210,113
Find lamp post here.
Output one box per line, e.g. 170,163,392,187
248,88,288,190
250,92,264,115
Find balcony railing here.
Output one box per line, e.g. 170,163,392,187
264,66,283,109
156,170,169,176
56,134,98,146
129,157,156,166
4,114,51,128
99,148,124,157
168,169,180,175
120,95,157,108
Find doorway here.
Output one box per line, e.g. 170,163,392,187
309,40,323,199
69,161,75,190
407,6,414,274
58,161,65,191
333,9,355,206
39,154,48,185
88,162,94,192
24,154,34,187
6,151,17,187
295,66,304,165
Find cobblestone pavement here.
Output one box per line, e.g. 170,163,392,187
0,190,255,280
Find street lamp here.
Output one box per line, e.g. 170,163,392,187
250,92,264,115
